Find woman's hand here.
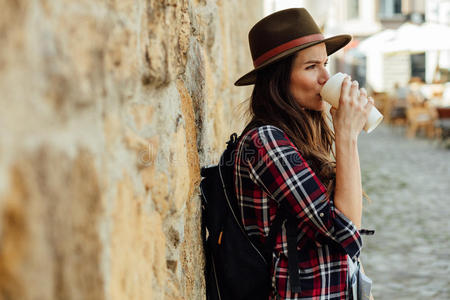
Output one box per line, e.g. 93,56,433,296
330,76,374,141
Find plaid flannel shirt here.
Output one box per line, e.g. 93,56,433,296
233,125,362,300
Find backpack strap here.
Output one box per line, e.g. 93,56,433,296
264,201,302,294
360,229,375,235
227,131,302,293
264,201,288,258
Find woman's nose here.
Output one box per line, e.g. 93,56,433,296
318,69,329,85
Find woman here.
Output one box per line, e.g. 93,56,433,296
233,8,373,299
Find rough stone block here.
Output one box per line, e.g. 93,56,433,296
0,1,263,299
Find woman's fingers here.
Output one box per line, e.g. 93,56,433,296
364,96,374,114
360,87,368,98
339,76,352,105
356,87,369,114
330,107,337,118
333,78,374,137
339,77,362,107
349,80,359,102
359,88,368,104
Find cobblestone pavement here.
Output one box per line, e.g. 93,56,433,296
358,125,450,299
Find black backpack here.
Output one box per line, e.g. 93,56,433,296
200,133,302,300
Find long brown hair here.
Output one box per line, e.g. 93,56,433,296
241,53,336,194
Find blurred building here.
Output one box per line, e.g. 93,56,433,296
378,0,426,28
264,0,450,92
327,0,450,92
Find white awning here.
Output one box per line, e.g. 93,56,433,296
358,22,450,55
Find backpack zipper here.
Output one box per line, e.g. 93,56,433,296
217,230,223,245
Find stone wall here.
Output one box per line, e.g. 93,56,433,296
0,1,262,299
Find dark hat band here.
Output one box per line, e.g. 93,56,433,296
253,33,324,67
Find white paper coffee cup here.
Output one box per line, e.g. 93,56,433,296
320,72,383,133
364,105,384,133
320,72,347,108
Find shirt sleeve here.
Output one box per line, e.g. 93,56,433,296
243,125,362,259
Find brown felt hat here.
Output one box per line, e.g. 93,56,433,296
235,8,351,86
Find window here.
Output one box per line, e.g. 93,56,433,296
380,0,402,18
393,0,402,14
348,0,359,19
411,53,426,82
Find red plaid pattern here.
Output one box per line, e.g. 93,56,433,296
233,125,362,300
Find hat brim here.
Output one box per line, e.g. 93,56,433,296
234,34,352,86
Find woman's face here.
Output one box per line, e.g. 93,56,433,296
289,43,329,111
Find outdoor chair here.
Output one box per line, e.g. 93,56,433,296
435,107,450,141
406,105,435,138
